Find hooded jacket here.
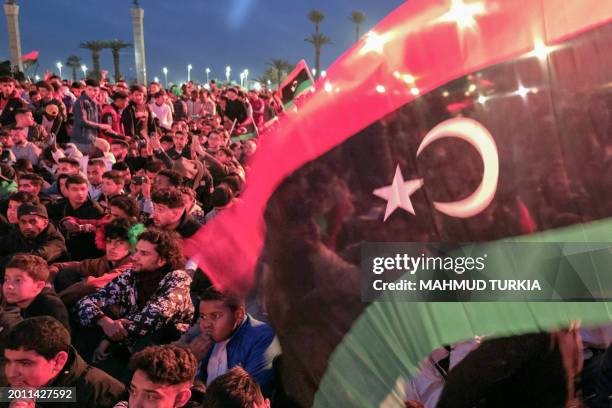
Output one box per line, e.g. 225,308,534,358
16,346,126,408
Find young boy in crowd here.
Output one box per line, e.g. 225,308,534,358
185,287,279,395
113,345,202,408
2,253,70,331
204,367,270,408
2,316,125,408
98,170,126,212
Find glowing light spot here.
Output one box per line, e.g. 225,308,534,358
477,95,487,104
376,85,386,93
468,84,477,92
438,0,486,29
310,87,316,93
442,91,450,97
402,74,415,84
515,84,530,99
324,82,333,92
359,31,394,55
393,71,401,79
529,40,552,60
410,87,420,96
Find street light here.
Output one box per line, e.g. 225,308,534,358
34,75,40,81
240,72,245,88
162,67,168,87
81,64,87,79
225,66,231,83
244,69,249,86
187,64,192,82
56,62,63,78
205,67,211,83
154,76,159,83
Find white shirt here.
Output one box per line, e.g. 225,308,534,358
206,338,230,386
205,315,248,386
149,102,173,130
89,183,103,201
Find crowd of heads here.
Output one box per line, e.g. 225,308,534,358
0,71,284,407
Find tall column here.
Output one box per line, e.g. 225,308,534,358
131,6,147,84
3,2,23,73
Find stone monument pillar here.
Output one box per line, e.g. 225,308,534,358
131,5,147,84
4,1,23,73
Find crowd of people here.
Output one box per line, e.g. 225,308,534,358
0,72,285,408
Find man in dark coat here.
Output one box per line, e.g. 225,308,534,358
0,203,67,269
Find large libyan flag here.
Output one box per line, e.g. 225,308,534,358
186,1,612,406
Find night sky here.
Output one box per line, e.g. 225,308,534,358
0,0,405,83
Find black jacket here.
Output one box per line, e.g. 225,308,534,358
1,346,126,408
0,223,67,263
146,210,201,239
48,198,105,261
21,287,70,332
437,333,568,408
121,102,156,139
224,98,247,123
0,287,71,335
0,92,24,126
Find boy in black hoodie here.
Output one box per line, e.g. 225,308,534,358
2,316,125,408
2,253,70,331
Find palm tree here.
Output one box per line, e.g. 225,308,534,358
349,11,366,42
107,39,132,82
305,33,332,80
308,10,325,35
307,10,328,79
65,55,82,82
79,40,109,80
267,59,292,89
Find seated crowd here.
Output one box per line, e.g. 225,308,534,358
0,73,282,407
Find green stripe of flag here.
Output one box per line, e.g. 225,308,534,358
314,217,612,407
231,132,258,142
283,78,313,110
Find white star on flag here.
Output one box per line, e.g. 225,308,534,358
373,165,424,221
359,31,394,56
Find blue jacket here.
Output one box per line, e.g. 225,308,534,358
197,315,279,395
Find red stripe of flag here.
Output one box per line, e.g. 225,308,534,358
184,0,612,293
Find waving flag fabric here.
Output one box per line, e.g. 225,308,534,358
186,0,612,406
20,50,39,62
278,59,315,110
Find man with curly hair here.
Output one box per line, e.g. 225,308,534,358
74,228,194,381
114,344,201,408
